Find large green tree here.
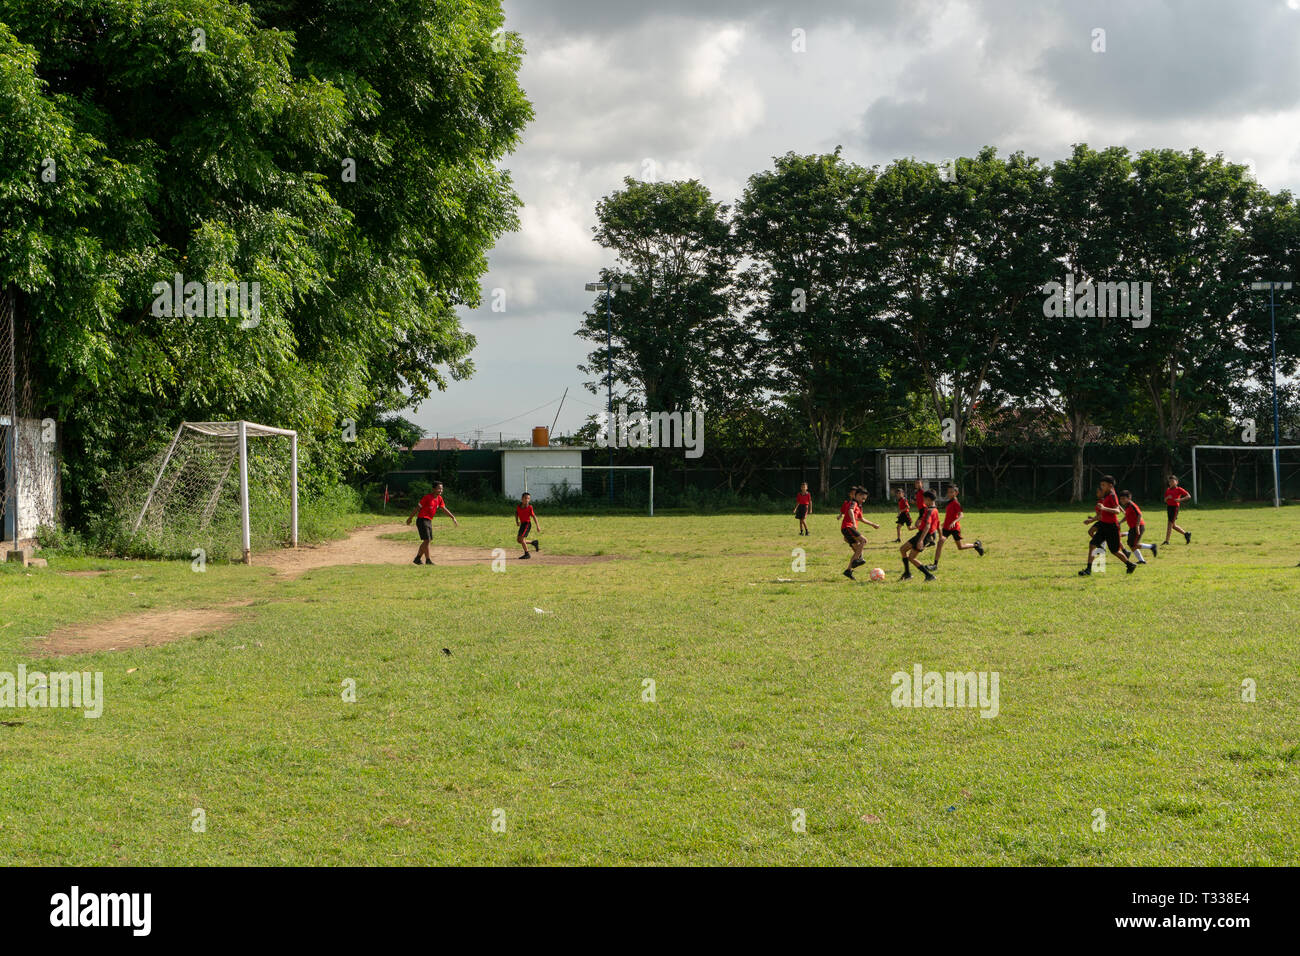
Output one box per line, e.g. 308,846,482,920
0,0,531,523
735,149,910,497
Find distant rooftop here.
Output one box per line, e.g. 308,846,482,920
410,437,471,451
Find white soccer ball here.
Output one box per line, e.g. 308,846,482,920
869,567,886,582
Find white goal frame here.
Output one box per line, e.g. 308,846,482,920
523,465,654,516
1191,444,1300,508
132,420,298,562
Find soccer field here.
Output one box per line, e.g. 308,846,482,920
1,505,1297,866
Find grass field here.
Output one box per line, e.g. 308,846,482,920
1,504,1298,865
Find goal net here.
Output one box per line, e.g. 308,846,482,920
523,465,654,515
1192,445,1300,507
115,421,298,562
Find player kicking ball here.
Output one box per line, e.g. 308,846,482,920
901,490,940,582
1119,490,1157,564
406,481,458,565
1162,474,1192,545
893,486,912,542
841,487,879,580
927,483,984,570
515,492,540,559
1081,476,1136,576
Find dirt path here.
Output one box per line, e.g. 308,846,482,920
34,524,616,655
257,523,614,579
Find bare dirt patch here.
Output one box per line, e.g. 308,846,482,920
33,605,247,657
256,524,616,578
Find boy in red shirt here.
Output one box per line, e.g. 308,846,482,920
794,482,813,536
1081,476,1136,576
405,481,458,565
515,492,540,559
1118,490,1156,564
900,490,939,581
912,479,927,516
841,486,880,580
893,486,912,541
928,484,984,570
1162,474,1191,545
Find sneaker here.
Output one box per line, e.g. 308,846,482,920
850,557,866,568
900,571,913,580
1126,561,1136,574
974,540,985,557
424,558,434,565
413,556,422,565
1184,531,1191,544
843,569,855,580
520,552,531,560
922,571,937,582
531,540,540,551
924,563,937,572
1151,543,1158,558
1078,567,1091,576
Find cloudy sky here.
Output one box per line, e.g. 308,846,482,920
412,0,1300,443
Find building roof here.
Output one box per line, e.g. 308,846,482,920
410,437,471,451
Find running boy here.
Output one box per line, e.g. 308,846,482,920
794,482,813,536
1081,476,1136,576
929,484,984,570
406,481,458,565
1163,475,1191,545
912,479,927,516
1118,490,1156,564
893,486,912,542
515,492,540,559
841,486,880,580
901,490,939,582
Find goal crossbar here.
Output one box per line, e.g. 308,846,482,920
523,465,654,516
132,420,298,560
1191,444,1300,507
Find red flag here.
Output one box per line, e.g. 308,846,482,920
383,485,390,504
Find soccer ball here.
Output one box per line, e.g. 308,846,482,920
869,567,886,582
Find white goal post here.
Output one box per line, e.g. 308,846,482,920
1192,444,1300,508
132,420,298,562
523,465,654,516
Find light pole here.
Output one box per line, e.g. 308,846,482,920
586,280,632,501
1250,280,1291,507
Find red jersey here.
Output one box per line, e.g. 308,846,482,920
896,497,910,513
840,500,861,529
913,489,926,512
928,507,941,533
417,494,444,519
1098,491,1120,524
1164,486,1189,507
796,492,812,507
943,499,962,531
516,504,536,524
1123,502,1143,527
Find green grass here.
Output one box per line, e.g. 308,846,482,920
1,504,1298,865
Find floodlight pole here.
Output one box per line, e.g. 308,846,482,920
238,419,251,563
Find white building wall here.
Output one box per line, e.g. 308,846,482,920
501,448,585,501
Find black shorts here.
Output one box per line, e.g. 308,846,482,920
1126,524,1144,548
1166,504,1179,522
842,527,865,545
908,530,935,551
1092,522,1121,553
896,512,911,526
416,517,433,541
795,504,808,520
517,521,531,537
942,527,961,541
